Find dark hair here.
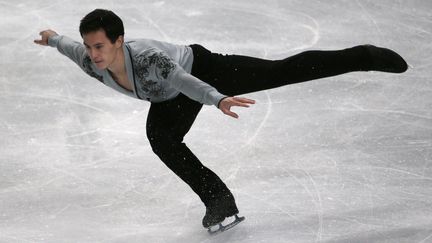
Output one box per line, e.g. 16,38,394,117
79,9,124,43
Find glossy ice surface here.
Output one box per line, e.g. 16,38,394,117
1,1,431,242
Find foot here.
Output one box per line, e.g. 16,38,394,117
202,195,239,228
207,215,245,234
363,44,408,73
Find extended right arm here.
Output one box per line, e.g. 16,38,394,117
35,30,103,82
34,30,87,68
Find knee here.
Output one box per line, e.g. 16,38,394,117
147,128,185,158
147,129,168,155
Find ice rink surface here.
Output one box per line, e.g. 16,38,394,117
1,0,432,242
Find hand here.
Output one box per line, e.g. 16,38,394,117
34,29,58,46
218,97,256,119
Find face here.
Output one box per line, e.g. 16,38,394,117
82,29,123,70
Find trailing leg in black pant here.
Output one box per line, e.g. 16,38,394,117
191,44,407,97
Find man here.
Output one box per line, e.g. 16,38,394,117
34,9,408,232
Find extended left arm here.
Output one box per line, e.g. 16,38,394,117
169,67,255,118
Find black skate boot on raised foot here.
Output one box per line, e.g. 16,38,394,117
363,44,408,73
202,196,245,234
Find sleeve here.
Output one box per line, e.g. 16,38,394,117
149,50,226,107
169,68,227,107
48,35,86,68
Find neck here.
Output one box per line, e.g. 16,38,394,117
108,46,126,76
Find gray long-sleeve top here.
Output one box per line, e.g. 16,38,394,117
48,35,226,106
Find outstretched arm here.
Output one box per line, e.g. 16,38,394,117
170,69,256,119
34,29,87,66
34,30,99,80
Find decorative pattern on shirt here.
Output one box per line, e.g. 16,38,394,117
82,56,103,82
133,50,176,97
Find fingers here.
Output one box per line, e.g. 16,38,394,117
222,108,239,119
233,97,256,104
39,30,53,36
231,97,256,108
33,38,43,45
219,96,256,119
34,38,46,46
34,31,46,45
34,30,56,46
233,102,250,108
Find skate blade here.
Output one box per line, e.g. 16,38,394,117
207,215,245,235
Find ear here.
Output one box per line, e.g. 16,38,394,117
115,35,124,48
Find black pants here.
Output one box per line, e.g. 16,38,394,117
146,44,372,207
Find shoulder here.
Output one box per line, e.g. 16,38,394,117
126,37,173,45
125,38,182,55
125,38,162,50
126,41,174,65
126,39,161,57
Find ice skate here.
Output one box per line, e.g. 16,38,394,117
207,214,245,235
363,44,408,73
202,195,244,234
